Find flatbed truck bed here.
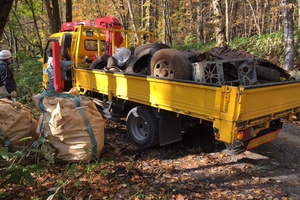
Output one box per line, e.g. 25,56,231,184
74,67,300,150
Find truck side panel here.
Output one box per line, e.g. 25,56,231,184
75,69,223,120
75,68,237,143
237,82,300,127
74,68,300,145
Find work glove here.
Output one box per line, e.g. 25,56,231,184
10,90,18,97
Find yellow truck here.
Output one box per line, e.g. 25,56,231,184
42,16,300,154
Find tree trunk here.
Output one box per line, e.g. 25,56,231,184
246,0,261,35
212,0,227,47
112,0,127,29
141,0,144,29
45,0,61,33
25,0,44,55
52,0,61,32
127,0,137,32
260,0,268,34
146,0,151,32
0,0,13,40
225,0,229,42
127,0,139,44
162,0,172,46
281,0,295,71
66,0,72,22
298,0,300,29
196,0,202,43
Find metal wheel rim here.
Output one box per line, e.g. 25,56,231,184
131,116,149,141
153,59,175,78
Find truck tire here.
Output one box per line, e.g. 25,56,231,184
256,65,281,82
125,48,158,74
134,43,170,56
126,106,159,149
89,54,110,69
150,49,193,80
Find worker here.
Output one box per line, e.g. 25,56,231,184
0,50,17,97
46,48,72,91
46,48,55,91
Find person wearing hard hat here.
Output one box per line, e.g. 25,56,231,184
0,50,17,97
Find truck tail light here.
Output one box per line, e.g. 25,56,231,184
237,128,253,141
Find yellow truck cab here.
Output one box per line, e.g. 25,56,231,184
42,16,153,92
42,16,300,154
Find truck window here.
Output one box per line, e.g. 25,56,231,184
84,40,105,52
85,40,97,51
44,39,59,64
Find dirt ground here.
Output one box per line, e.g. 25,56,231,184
98,119,300,199
101,119,300,199
1,119,300,199
251,121,300,199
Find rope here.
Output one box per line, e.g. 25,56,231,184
33,90,97,161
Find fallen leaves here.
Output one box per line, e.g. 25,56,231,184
0,119,298,199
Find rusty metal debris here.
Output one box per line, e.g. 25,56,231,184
185,47,290,86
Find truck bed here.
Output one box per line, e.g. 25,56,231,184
74,68,300,144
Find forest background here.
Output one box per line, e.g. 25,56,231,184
0,0,300,103
0,0,300,199
0,0,300,104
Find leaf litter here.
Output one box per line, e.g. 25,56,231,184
0,118,299,199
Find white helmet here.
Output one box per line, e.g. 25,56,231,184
0,50,12,60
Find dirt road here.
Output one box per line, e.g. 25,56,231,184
3,120,299,199
247,123,300,199
100,120,300,199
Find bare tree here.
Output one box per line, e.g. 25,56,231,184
44,0,61,33
225,0,229,42
196,0,202,43
298,0,300,29
212,0,227,47
66,0,72,22
141,0,144,29
0,0,13,40
246,0,261,35
281,0,294,71
24,0,44,55
162,0,172,46
111,0,128,29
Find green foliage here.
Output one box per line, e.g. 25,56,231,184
0,146,48,186
230,32,285,65
183,33,196,45
47,180,71,200
13,56,43,106
174,31,291,67
173,41,216,53
294,30,300,51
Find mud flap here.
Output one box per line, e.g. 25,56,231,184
158,109,182,146
246,129,279,150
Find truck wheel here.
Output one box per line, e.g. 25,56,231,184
89,54,110,69
134,43,170,56
125,48,158,74
126,106,159,149
150,49,193,80
256,65,281,82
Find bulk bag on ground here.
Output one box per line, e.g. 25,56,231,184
0,98,38,151
35,90,105,163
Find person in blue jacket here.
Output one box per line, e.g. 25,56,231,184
46,48,71,91
0,50,17,97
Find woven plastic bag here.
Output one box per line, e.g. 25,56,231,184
0,98,38,151
35,90,105,163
